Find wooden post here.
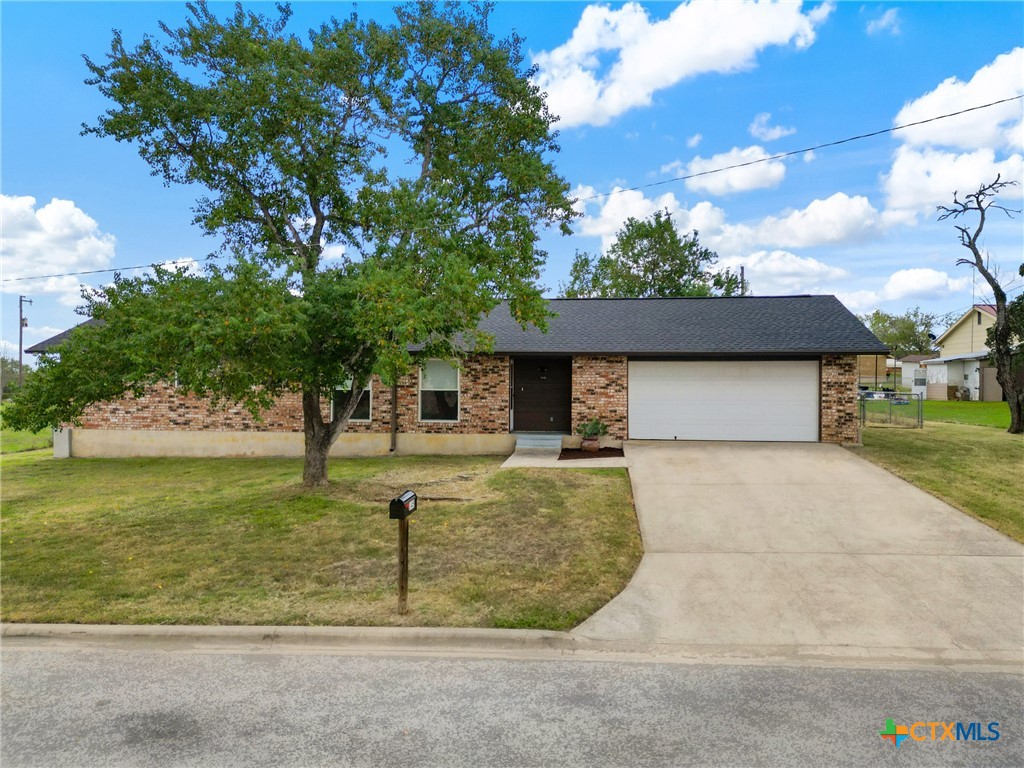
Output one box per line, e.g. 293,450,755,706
397,516,409,614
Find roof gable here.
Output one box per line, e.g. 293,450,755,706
934,304,996,348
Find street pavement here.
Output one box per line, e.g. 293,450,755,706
2,643,1022,768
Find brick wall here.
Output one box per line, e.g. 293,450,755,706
571,355,628,439
820,354,859,444
79,355,511,435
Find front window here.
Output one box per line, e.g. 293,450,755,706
419,359,459,421
332,380,371,422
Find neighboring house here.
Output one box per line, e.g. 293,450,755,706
27,295,886,458
923,305,1003,402
856,354,890,388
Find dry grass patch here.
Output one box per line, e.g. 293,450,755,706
0,452,640,629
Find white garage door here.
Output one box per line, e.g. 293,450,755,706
628,360,819,441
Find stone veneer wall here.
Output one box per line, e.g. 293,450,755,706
78,355,511,435
820,354,860,444
571,355,628,440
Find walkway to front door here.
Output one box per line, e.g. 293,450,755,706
512,357,571,433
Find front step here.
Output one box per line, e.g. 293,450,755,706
513,433,565,450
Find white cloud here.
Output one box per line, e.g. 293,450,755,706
880,268,971,301
321,244,347,261
882,145,1024,223
715,192,882,253
159,258,202,275
578,186,882,257
748,112,796,142
803,150,816,163
576,184,884,265
718,250,849,295
892,48,1023,151
686,133,703,148
0,195,116,306
660,159,685,176
684,145,786,195
533,0,833,128
867,8,900,36
836,268,972,313
0,339,19,356
577,186,689,250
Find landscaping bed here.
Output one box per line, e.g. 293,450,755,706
558,447,625,461
851,422,1023,544
0,452,641,629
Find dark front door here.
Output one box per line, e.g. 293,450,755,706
513,357,572,432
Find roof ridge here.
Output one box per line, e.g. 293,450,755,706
542,294,821,301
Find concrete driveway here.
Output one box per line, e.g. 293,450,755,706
574,442,1023,666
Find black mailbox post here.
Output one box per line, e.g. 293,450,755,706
389,490,416,614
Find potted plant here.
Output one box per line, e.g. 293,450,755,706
576,418,609,452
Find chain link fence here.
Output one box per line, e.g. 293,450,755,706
859,391,923,428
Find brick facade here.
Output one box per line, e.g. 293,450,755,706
79,355,510,436
570,355,628,440
820,354,860,444
78,353,859,445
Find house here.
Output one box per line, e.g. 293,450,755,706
923,305,1002,402
27,295,886,458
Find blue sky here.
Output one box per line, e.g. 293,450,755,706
2,1,1023,358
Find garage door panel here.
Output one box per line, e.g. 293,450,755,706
628,360,819,442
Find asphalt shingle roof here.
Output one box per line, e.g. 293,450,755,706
27,296,887,357
25,319,103,354
479,296,887,356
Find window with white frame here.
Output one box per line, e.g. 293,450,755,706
419,359,459,421
332,379,371,422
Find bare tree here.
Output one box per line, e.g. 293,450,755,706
937,175,1023,434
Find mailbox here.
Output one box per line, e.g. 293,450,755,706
389,490,417,520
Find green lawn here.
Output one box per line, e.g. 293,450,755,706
851,422,1023,543
0,452,641,629
0,406,52,453
922,400,1011,428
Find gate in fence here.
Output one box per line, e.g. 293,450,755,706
858,391,923,428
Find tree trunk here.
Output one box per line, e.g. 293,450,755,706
301,388,332,487
1009,392,1023,434
997,357,1024,434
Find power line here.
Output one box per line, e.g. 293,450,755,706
577,95,1024,202
3,94,1021,284
1,256,223,284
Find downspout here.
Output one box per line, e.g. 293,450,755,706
390,380,399,453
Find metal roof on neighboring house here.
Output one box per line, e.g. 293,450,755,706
27,295,888,358
924,351,992,364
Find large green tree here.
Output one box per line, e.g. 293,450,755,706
857,307,954,356
938,176,1023,434
560,210,740,298
4,2,575,484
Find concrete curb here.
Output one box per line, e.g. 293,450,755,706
4,624,1022,673
1,623,578,653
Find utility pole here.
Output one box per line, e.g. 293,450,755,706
18,295,32,386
